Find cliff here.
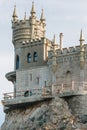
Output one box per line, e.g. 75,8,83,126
1,95,87,130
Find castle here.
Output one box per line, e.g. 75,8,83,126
2,2,87,113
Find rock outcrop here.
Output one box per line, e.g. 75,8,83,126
1,95,87,130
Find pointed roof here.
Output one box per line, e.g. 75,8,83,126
40,9,45,21
24,12,26,20
12,5,18,21
80,29,85,41
31,1,36,16
53,34,56,45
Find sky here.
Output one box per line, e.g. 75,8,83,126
1,0,87,127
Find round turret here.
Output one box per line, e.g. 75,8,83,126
12,20,31,46
12,3,46,47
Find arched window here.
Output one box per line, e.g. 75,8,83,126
65,70,72,86
16,55,19,69
27,53,32,63
33,52,38,62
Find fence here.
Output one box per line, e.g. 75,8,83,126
3,87,52,100
3,81,87,100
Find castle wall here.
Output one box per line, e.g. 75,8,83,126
16,66,51,92
48,45,87,85
56,54,80,84
15,43,45,70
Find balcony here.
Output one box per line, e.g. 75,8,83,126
5,71,16,83
52,81,87,97
2,81,87,113
2,87,53,113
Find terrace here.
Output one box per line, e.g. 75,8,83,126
2,81,87,112
2,87,53,113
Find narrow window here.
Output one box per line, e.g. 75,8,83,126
36,77,39,84
27,53,32,63
16,55,19,69
33,52,38,62
30,74,32,81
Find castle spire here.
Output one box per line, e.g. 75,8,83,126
53,34,56,45
12,5,18,22
31,1,36,17
52,34,57,73
40,9,45,21
24,12,26,21
79,29,85,69
79,29,85,47
80,29,84,42
59,33,63,50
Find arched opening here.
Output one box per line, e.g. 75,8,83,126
33,52,38,62
27,53,32,63
65,70,72,86
16,55,19,69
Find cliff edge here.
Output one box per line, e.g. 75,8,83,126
1,95,87,130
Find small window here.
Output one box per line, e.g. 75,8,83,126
16,55,19,69
27,53,32,63
36,77,39,84
33,52,38,62
30,74,32,81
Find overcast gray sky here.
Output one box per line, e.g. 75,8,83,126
1,0,87,126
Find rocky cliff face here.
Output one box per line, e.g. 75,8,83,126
1,95,87,130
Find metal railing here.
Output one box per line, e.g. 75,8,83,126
3,87,52,100
3,81,87,100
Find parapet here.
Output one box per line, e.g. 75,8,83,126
48,44,86,59
12,19,31,44
56,45,81,55
12,3,46,46
13,37,52,49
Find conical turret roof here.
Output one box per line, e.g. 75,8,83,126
31,1,36,17
40,9,45,21
12,5,18,21
80,29,85,41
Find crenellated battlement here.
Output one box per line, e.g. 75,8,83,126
12,3,46,46
12,19,31,44
14,37,52,48
48,42,87,66
56,46,80,55
21,38,45,47
12,19,30,28
48,45,85,58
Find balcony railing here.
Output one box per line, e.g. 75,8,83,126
3,87,52,100
3,81,87,100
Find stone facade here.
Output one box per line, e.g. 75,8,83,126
4,1,87,114
9,3,87,94
2,2,87,130
16,66,51,92
11,4,86,93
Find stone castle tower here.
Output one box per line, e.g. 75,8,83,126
7,3,52,96
1,2,87,130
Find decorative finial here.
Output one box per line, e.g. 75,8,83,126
53,34,56,45
40,9,45,21
80,29,84,41
12,5,18,22
24,12,26,20
59,33,63,50
31,1,36,17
